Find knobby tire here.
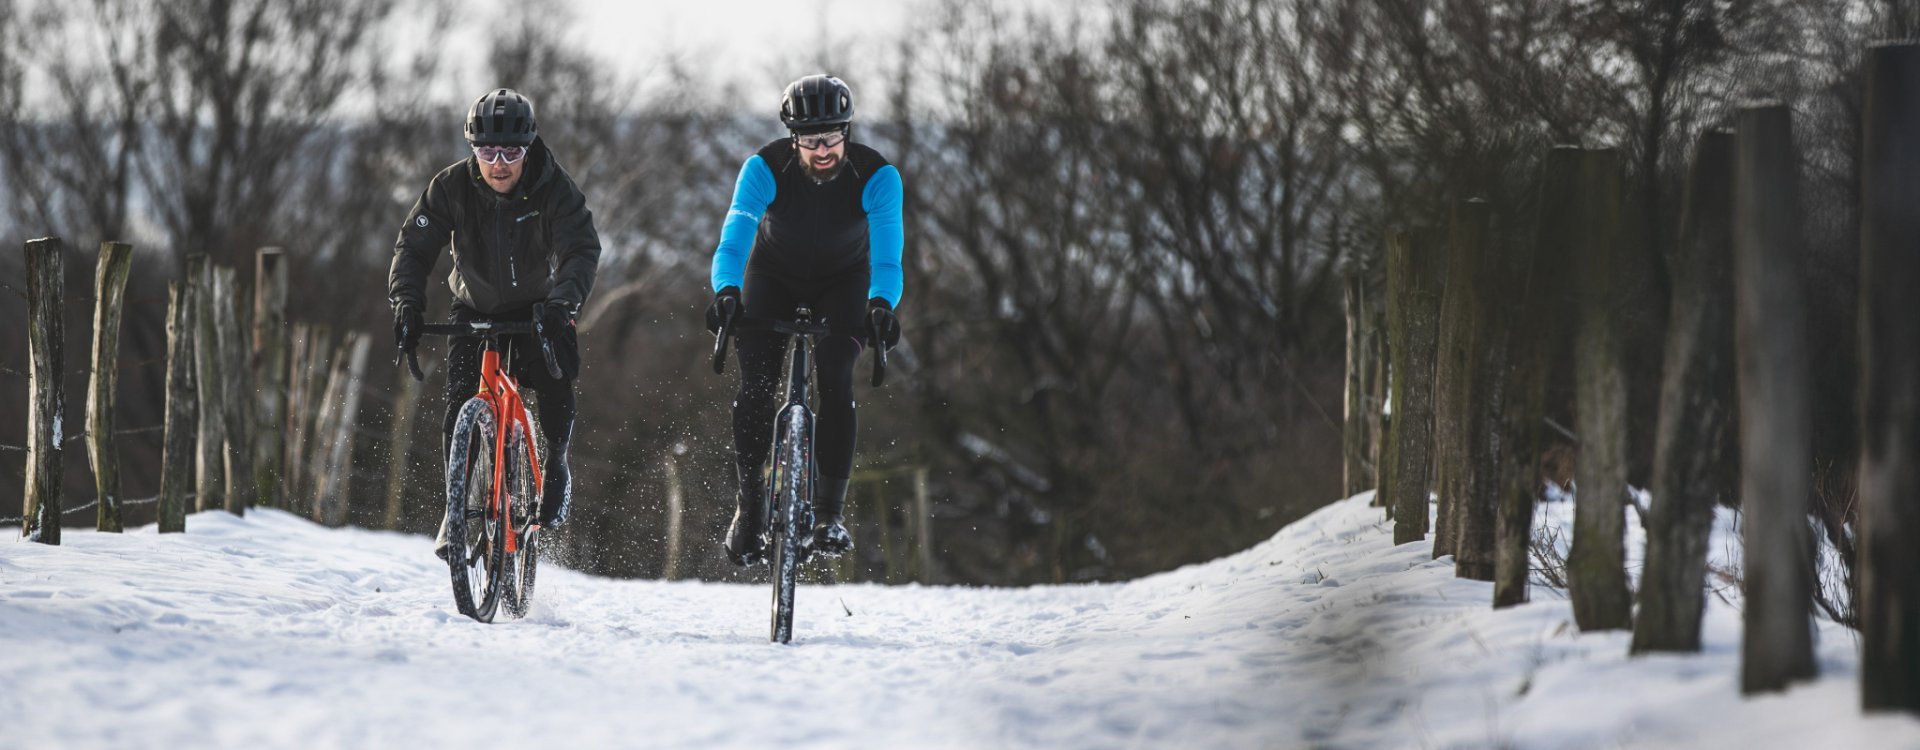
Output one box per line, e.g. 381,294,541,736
446,399,504,622
769,404,812,644
503,420,540,619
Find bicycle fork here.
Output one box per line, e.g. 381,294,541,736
483,348,544,557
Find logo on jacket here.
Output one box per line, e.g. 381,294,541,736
416,215,429,228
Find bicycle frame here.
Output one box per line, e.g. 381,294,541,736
767,322,819,541
475,340,544,556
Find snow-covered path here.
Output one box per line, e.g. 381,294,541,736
4,495,1918,749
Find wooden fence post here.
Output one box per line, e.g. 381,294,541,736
21,238,65,544
1733,103,1817,694
284,324,327,512
1437,198,1503,580
314,332,371,526
283,324,311,507
307,332,347,521
663,446,685,580
86,242,134,532
158,281,194,533
1568,147,1634,632
914,466,934,583
1495,147,1582,608
1858,41,1920,713
1344,261,1377,499
217,266,252,514
252,248,288,507
1385,228,1442,546
1368,295,1388,506
188,255,224,513
381,360,430,530
1434,205,1472,558
1633,131,1738,653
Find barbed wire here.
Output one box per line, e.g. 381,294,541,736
0,492,170,526
0,424,170,453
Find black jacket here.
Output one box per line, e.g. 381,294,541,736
389,138,601,315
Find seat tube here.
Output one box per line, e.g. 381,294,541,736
788,333,811,410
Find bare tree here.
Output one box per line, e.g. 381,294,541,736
141,0,400,270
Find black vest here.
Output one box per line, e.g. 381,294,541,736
749,139,891,279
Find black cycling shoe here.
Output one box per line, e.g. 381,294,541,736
724,501,767,567
808,477,854,557
810,515,853,557
538,453,573,529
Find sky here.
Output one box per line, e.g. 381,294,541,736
572,0,914,88
516,0,1079,115
7,488,1919,748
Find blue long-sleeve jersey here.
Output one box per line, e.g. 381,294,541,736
710,139,904,307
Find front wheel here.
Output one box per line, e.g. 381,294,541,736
446,398,504,622
769,405,813,644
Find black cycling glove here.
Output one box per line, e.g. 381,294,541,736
706,286,741,334
394,303,423,354
867,297,900,349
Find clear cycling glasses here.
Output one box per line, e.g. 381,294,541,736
473,145,528,165
793,129,848,151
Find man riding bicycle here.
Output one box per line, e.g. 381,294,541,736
389,88,603,560
706,74,905,567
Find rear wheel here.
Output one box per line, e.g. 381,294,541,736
769,405,813,644
503,420,540,619
446,399,504,622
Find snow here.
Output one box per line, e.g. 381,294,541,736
4,495,1918,749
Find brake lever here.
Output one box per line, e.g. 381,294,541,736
532,316,564,380
711,297,738,375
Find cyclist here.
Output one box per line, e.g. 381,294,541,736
706,74,904,567
389,88,603,560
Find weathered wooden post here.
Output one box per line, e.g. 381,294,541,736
307,333,347,521
158,281,195,533
86,242,134,533
381,360,430,530
1368,296,1388,506
663,445,686,580
1733,103,1817,694
217,266,252,514
252,248,288,507
21,238,66,544
1495,147,1581,608
1385,229,1442,546
1344,260,1378,499
283,324,311,506
914,466,934,582
314,332,371,526
1437,198,1502,580
284,324,328,511
1633,131,1738,654
1858,41,1920,713
188,255,225,513
1567,147,1634,632
1434,206,1472,558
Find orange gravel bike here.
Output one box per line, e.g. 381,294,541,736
408,319,560,622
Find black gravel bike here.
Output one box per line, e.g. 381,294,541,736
713,302,887,643
407,319,561,622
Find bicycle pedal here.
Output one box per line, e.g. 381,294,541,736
726,548,765,568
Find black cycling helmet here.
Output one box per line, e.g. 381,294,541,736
779,75,853,132
465,88,537,146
